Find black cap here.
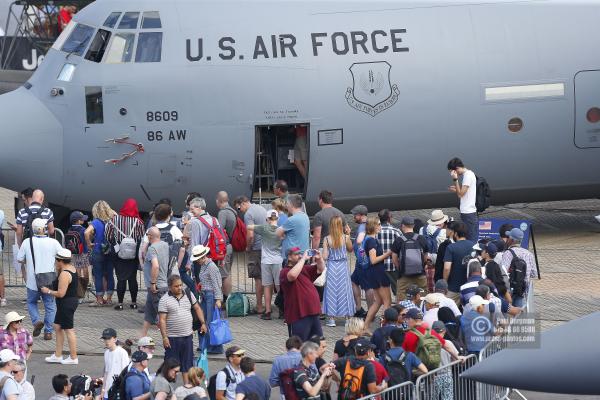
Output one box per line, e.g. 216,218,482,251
100,328,117,339
406,308,424,320
406,284,425,298
354,338,376,356
383,307,399,322
131,350,148,363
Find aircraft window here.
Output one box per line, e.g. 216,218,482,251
85,29,111,63
52,21,76,50
485,83,564,102
118,12,140,29
57,63,76,81
141,11,161,29
85,86,104,124
103,12,121,28
104,33,135,63
135,32,162,63
61,23,95,56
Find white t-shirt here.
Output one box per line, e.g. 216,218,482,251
215,365,245,400
141,222,183,245
423,308,439,326
18,380,35,400
103,346,130,394
0,371,22,400
460,169,477,214
17,236,63,291
439,295,462,317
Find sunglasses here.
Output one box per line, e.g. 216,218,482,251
232,354,245,358
11,370,21,374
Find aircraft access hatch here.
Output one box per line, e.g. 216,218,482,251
574,70,600,149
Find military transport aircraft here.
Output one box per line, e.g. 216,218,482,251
0,0,599,214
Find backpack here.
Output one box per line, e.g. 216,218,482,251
422,227,442,254
158,223,183,264
198,216,227,262
227,208,247,252
385,351,409,386
475,176,492,213
226,292,250,317
70,374,93,396
443,322,468,356
111,219,138,260
208,367,232,400
340,360,365,400
411,328,442,370
508,249,528,297
106,366,132,400
279,366,303,400
23,206,46,240
398,233,425,276
354,237,370,270
65,227,84,255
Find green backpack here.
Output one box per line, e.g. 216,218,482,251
226,292,250,317
411,328,442,370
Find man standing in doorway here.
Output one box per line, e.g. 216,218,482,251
293,125,309,180
447,157,478,242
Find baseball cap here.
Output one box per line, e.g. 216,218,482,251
383,307,399,322
69,210,88,223
469,295,490,308
406,308,424,320
434,279,448,292
0,349,19,363
492,239,506,252
482,242,498,256
406,284,424,299
350,205,368,216
401,216,415,226
267,209,279,219
354,338,376,356
225,346,245,358
4,311,25,330
506,228,524,241
432,320,446,333
101,328,117,339
423,293,442,305
31,218,47,232
131,350,149,363
287,246,302,255
55,248,72,260
137,336,155,347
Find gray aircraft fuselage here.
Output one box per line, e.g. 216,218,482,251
1,0,599,213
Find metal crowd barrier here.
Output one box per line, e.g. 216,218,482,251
358,381,416,400
414,354,478,400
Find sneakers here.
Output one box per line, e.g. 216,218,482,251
32,321,44,337
326,318,336,327
354,308,367,319
44,332,53,341
45,354,63,363
61,357,79,365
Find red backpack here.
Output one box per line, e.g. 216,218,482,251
198,216,227,262
279,366,303,400
230,213,247,252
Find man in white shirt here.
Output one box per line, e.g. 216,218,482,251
422,293,441,326
101,328,130,400
216,346,246,400
0,349,22,400
16,218,61,340
433,280,462,317
447,157,478,242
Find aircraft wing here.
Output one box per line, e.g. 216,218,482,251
461,312,600,395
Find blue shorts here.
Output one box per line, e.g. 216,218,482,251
165,335,194,372
351,266,370,289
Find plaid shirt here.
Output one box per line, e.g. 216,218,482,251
378,223,401,272
501,246,538,295
0,327,33,359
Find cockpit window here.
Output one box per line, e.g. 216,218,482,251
103,12,121,28
104,33,135,63
118,12,140,29
85,29,111,63
141,11,161,29
135,32,162,63
57,63,76,81
61,23,95,56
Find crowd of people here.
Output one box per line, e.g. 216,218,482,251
0,157,539,399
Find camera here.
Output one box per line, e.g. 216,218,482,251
307,249,317,257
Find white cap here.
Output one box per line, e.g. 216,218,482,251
0,349,19,363
423,293,442,305
4,312,25,330
267,209,279,219
56,248,72,260
469,295,490,309
31,218,47,232
137,336,156,347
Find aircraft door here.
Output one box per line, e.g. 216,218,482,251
574,71,600,148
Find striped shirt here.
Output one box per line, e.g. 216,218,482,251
104,215,144,246
378,223,401,272
158,291,198,337
15,203,54,225
197,260,223,300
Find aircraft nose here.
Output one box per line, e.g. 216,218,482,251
0,88,63,193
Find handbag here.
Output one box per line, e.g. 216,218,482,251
196,335,210,380
30,236,57,290
209,306,233,346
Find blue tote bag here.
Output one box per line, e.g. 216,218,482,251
209,306,233,346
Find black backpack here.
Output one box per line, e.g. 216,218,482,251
508,249,528,297
385,351,409,386
65,227,84,255
70,374,93,396
23,206,46,240
158,224,183,264
107,366,131,400
475,176,492,213
207,367,232,400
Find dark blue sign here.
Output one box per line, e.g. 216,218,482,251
478,218,531,249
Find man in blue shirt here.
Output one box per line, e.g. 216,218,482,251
383,328,428,382
125,351,151,400
276,194,310,257
461,295,494,355
269,336,302,396
236,357,271,400
371,307,401,358
443,222,475,305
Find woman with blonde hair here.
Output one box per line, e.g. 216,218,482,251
322,216,354,327
174,366,207,399
84,200,117,306
271,198,288,225
333,317,365,360
363,215,393,328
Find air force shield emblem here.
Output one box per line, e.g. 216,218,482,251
345,61,400,117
